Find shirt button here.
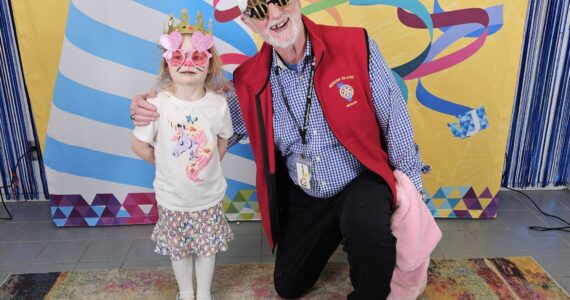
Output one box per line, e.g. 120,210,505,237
313,130,318,135
315,156,321,162
321,181,326,187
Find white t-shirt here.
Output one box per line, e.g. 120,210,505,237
133,90,234,212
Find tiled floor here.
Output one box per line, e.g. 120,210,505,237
1,190,569,294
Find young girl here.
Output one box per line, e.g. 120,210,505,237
132,9,233,300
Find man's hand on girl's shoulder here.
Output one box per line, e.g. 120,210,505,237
130,90,159,126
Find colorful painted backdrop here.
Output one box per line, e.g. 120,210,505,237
12,0,528,226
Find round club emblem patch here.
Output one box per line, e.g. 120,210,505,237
338,83,354,101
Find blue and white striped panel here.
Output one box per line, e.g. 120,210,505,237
503,0,570,188
44,0,258,204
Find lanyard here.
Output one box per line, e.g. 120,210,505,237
274,56,316,145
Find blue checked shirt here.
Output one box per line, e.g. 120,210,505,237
228,38,424,198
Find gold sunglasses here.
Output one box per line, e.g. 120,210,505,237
243,0,291,20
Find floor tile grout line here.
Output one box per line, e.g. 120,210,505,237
76,240,92,266
120,241,136,269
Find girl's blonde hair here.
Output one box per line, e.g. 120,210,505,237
155,34,231,94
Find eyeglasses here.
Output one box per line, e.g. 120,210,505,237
160,31,214,69
165,48,212,68
243,0,291,20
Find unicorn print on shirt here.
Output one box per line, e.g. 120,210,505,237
170,114,213,182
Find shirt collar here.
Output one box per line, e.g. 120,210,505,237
272,35,313,71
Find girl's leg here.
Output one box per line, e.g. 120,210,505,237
172,256,195,300
194,254,216,300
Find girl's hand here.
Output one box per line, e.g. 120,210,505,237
130,90,159,126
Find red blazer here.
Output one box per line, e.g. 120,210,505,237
233,16,397,249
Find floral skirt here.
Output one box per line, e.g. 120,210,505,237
151,201,234,261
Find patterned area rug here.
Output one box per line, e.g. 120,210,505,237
1,257,568,299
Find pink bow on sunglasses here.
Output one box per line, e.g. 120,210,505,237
160,31,214,68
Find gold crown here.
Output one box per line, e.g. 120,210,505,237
166,9,212,34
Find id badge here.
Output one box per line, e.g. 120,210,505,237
295,156,311,190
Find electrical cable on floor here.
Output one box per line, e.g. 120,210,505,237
502,186,570,233
0,146,38,220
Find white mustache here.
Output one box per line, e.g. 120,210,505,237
268,16,290,28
